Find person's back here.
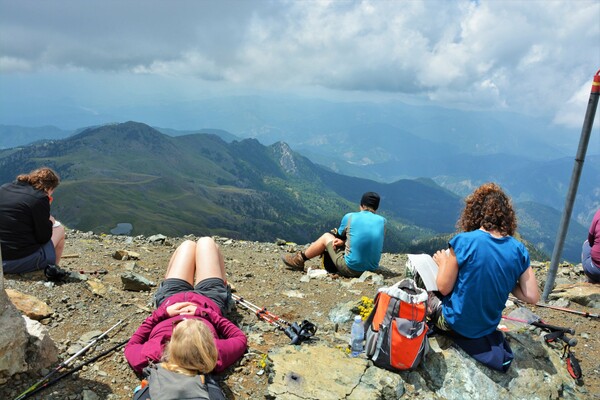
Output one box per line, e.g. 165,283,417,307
441,229,529,338
340,210,386,271
0,181,52,260
429,183,539,372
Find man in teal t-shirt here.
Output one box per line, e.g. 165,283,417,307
281,192,386,277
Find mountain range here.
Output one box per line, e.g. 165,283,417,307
2,94,597,229
0,121,588,262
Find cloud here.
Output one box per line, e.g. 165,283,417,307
0,0,598,125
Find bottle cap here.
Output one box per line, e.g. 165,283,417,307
354,315,362,322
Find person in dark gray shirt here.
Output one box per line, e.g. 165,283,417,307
0,167,65,274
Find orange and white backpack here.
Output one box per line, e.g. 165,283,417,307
364,278,429,371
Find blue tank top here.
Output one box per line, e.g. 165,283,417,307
441,229,529,338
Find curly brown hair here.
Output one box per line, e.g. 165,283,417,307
16,167,60,192
457,182,517,236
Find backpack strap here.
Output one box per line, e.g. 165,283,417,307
371,295,399,361
364,291,382,331
132,380,150,400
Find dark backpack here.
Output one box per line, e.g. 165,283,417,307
133,364,225,400
364,278,430,371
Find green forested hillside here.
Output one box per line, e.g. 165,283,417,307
0,121,584,261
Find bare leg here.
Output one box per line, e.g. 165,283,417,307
304,232,336,260
194,237,226,284
164,240,197,285
51,225,66,265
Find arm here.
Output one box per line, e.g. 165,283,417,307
434,247,459,296
124,307,171,373
199,308,247,372
511,266,540,304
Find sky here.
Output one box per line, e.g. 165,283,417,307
0,0,599,130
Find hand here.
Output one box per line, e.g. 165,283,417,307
432,249,449,266
333,238,344,248
166,302,198,317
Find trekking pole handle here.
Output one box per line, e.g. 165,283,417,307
532,320,575,335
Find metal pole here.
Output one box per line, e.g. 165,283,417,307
542,70,600,301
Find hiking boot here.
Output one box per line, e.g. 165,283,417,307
44,264,69,282
281,251,305,271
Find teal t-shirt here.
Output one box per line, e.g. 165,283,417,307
441,229,529,338
338,210,386,271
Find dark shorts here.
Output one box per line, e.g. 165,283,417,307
325,241,362,278
2,240,56,274
153,277,230,314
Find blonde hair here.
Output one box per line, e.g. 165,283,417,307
16,167,60,192
162,319,218,376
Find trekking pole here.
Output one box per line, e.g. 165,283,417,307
13,319,125,400
72,268,108,275
502,311,582,379
509,295,599,319
15,339,129,400
232,294,317,344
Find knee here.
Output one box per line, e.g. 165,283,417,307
196,237,219,252
179,239,197,252
320,232,335,243
55,225,66,238
197,236,216,246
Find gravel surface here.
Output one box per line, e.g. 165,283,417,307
1,230,599,399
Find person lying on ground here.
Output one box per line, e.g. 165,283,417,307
125,237,247,375
132,318,226,400
427,182,540,372
581,207,600,283
0,167,66,274
281,191,386,277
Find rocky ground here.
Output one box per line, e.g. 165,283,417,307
1,230,599,400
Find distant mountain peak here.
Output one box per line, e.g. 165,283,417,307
271,141,299,175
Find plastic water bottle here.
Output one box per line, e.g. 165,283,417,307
350,315,364,357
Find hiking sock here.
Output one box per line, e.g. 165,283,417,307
300,251,308,261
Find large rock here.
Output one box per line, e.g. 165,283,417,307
23,315,59,369
6,288,54,320
0,263,29,382
549,282,600,309
266,333,583,399
268,344,402,399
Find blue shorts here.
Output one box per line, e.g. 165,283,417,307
2,241,56,274
153,277,230,314
581,240,600,283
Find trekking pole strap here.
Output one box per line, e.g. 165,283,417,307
232,293,317,344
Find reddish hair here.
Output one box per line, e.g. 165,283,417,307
457,182,517,236
16,167,60,192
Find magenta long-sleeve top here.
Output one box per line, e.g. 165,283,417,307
124,292,247,374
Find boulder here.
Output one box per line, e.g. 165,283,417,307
121,271,156,291
6,288,54,320
266,333,582,400
268,344,400,399
0,265,29,381
549,282,600,309
23,315,59,369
